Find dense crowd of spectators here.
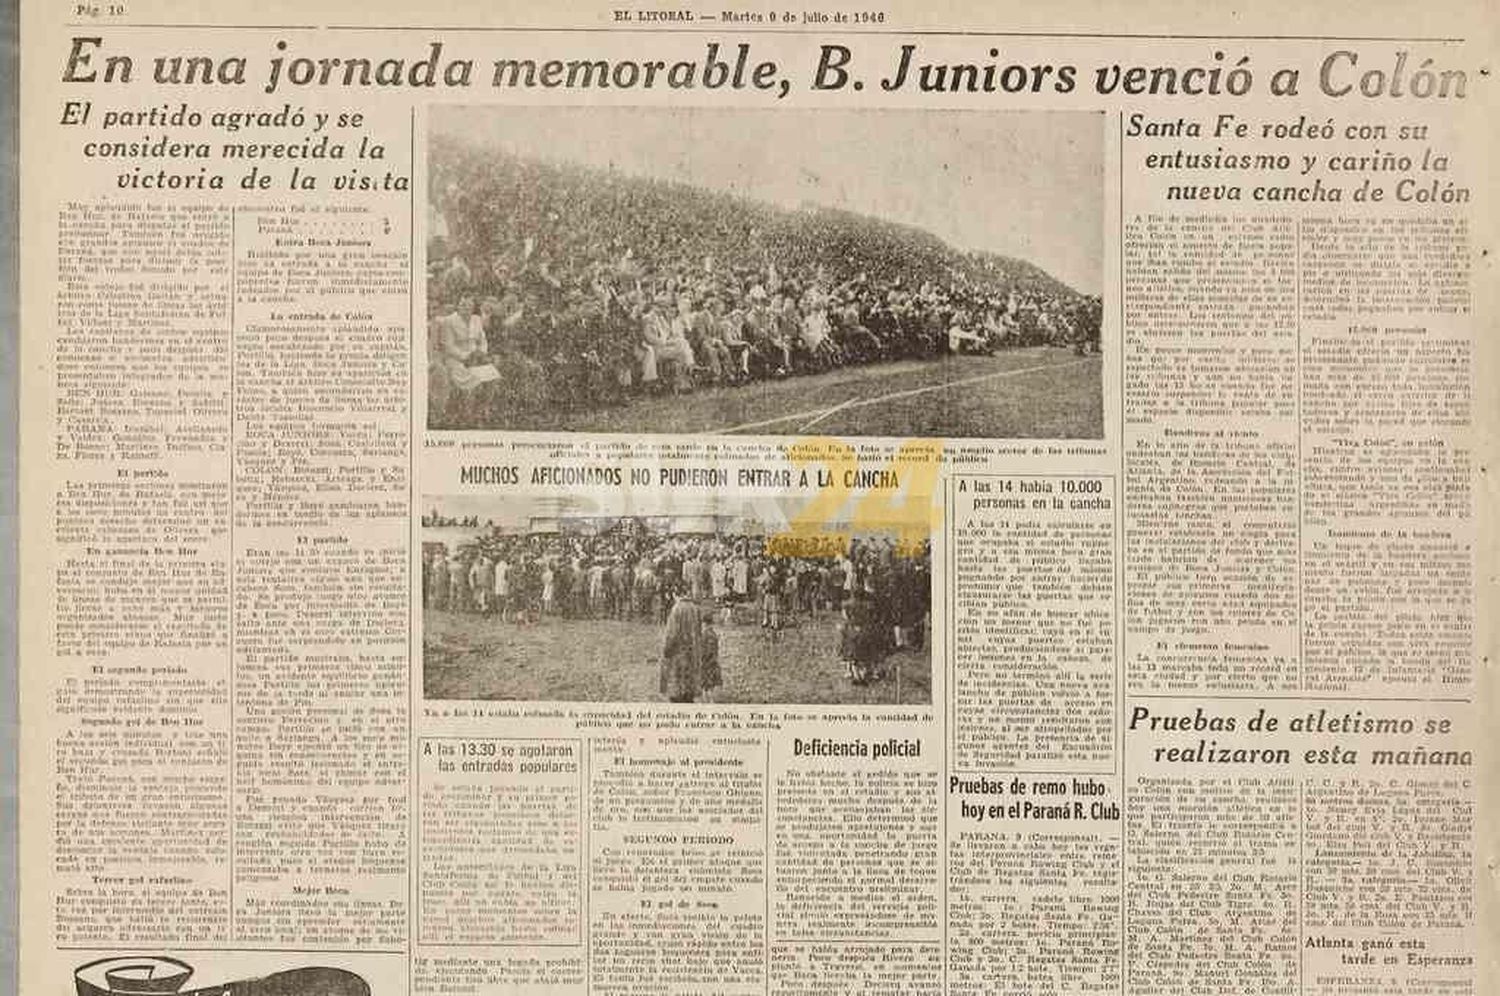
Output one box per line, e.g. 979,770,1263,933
423,526,931,680
426,139,1102,427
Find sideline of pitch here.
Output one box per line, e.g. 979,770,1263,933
708,354,1102,435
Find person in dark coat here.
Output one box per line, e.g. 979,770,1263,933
894,558,929,649
660,596,720,703
840,585,885,685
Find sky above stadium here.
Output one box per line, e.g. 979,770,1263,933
431,106,1104,296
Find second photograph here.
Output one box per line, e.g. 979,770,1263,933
421,491,933,705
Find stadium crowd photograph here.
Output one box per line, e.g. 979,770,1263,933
425,106,1105,438
421,497,933,705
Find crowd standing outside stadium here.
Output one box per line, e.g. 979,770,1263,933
423,526,931,689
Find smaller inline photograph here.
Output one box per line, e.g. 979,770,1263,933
425,105,1104,438
421,492,932,705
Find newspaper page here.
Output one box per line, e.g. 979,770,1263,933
15,1,1497,995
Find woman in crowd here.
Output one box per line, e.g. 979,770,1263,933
642,295,696,393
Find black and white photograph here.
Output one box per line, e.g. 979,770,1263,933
425,106,1104,438
421,493,933,704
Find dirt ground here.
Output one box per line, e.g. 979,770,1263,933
423,607,932,705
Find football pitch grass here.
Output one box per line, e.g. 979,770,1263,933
500,347,1104,439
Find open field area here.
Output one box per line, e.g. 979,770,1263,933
424,608,932,705
500,347,1103,438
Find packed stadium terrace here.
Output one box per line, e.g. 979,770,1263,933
426,140,1102,425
